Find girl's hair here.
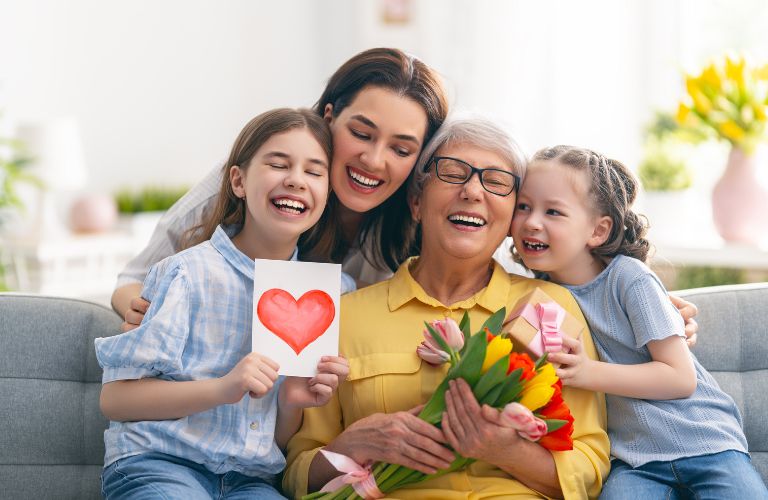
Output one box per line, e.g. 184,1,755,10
299,47,449,271
532,145,651,262
409,116,528,202
181,108,332,249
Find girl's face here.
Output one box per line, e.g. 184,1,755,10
411,142,517,263
230,128,329,245
510,161,608,284
326,86,428,213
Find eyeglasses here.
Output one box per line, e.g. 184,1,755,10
426,156,520,197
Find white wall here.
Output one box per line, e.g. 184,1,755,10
1,0,329,193
2,0,767,198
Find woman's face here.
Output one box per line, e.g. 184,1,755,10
412,141,517,263
326,86,428,213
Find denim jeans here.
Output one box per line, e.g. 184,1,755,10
600,450,767,500
101,452,287,500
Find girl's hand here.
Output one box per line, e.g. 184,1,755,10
280,356,350,409
121,297,149,332
218,352,279,403
669,294,699,348
325,406,454,475
548,335,593,389
441,379,523,464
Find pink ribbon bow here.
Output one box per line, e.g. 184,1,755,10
518,301,567,357
319,449,384,499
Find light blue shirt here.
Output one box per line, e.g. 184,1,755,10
563,255,748,467
96,225,353,478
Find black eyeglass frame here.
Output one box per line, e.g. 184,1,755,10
425,155,521,197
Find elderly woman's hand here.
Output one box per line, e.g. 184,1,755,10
326,407,455,475
441,379,525,464
670,294,699,347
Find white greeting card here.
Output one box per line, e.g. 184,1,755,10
252,259,341,377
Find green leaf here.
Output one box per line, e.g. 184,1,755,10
542,418,568,433
534,353,549,371
472,354,509,402
479,307,506,336
452,330,487,387
494,368,525,406
458,311,471,355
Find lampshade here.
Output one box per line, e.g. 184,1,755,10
15,117,88,191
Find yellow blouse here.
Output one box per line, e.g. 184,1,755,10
284,259,609,499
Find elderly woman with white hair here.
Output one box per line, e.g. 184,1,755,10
283,117,610,499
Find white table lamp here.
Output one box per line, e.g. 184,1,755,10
15,118,88,237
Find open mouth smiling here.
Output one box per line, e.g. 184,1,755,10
347,166,384,189
448,214,487,228
271,197,307,215
522,239,549,251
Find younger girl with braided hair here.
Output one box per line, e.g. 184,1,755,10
510,145,767,499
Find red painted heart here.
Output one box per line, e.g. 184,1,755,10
256,288,336,355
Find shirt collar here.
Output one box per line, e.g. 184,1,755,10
210,225,298,280
387,256,511,313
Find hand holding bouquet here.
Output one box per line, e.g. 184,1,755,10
304,308,574,500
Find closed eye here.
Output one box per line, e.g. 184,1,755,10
394,146,412,157
350,128,370,141
269,163,289,169
306,169,326,178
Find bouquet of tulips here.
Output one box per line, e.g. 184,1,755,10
677,54,768,154
304,308,574,500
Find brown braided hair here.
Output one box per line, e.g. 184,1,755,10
529,145,652,262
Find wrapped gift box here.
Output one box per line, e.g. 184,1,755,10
504,287,584,366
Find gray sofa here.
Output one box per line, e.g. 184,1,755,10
1,284,766,498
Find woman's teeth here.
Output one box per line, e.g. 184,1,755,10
349,169,383,187
523,240,549,250
448,214,487,227
272,198,307,214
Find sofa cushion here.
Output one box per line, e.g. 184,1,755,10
677,283,768,482
0,294,121,499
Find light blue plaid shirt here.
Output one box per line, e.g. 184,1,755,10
95,225,296,479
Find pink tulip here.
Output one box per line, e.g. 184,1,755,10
416,318,464,366
500,402,548,441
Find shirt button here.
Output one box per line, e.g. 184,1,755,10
249,421,259,431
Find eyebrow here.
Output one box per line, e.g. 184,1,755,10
350,114,421,145
264,151,328,168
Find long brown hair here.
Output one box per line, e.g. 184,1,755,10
299,47,449,271
181,108,332,249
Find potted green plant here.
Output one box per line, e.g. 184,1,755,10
0,125,42,290
114,186,188,245
637,113,695,243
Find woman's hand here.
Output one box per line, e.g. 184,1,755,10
548,336,593,389
326,407,454,475
280,356,350,410
121,296,150,332
218,352,279,403
441,379,524,464
670,294,699,347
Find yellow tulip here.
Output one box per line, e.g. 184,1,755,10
755,64,768,81
481,334,512,373
719,120,746,142
754,103,766,121
725,55,746,90
686,77,712,114
529,362,558,389
519,382,555,412
701,65,722,91
676,103,691,124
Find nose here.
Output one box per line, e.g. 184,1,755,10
523,209,542,231
284,167,307,191
360,142,386,171
460,172,484,201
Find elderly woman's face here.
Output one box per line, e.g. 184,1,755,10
412,141,517,262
